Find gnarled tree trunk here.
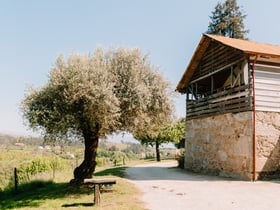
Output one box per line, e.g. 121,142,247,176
156,140,160,162
72,129,99,184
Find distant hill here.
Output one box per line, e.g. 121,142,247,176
0,133,43,146
106,133,139,144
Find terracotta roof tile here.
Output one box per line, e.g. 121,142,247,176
206,34,280,57
176,34,280,92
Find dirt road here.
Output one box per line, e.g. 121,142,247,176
125,161,280,210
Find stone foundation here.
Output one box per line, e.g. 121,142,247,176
256,111,280,179
185,112,253,180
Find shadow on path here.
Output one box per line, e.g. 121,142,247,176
125,161,238,182
125,161,280,210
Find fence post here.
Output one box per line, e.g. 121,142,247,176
14,167,18,191
53,166,56,180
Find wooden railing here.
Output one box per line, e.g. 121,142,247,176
186,84,252,119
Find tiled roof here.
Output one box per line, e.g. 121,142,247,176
206,34,280,57
176,34,280,92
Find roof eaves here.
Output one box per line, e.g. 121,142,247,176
176,34,210,93
176,34,280,94
205,34,280,58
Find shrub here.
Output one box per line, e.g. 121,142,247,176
176,150,185,169
17,158,50,183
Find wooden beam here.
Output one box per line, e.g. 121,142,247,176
190,58,245,85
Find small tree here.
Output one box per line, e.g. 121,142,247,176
134,133,166,162
161,118,185,145
206,0,249,39
134,118,185,162
21,48,174,183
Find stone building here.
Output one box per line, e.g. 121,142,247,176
176,34,280,180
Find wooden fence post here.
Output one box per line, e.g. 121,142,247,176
14,167,18,191
53,166,56,180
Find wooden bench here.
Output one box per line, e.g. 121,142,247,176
84,178,117,205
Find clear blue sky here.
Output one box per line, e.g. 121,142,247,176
1,0,280,136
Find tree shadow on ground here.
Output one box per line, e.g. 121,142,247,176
62,203,94,207
0,180,92,209
0,166,128,209
94,166,128,177
125,164,240,182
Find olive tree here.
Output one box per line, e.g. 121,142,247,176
21,48,173,183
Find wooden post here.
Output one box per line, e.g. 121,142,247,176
84,178,116,205
14,168,18,191
53,166,56,180
94,184,100,205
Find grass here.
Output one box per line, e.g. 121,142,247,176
0,165,146,210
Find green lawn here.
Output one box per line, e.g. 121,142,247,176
0,165,145,210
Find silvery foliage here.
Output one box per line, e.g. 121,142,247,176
22,48,173,140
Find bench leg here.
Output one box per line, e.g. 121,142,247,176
94,184,100,205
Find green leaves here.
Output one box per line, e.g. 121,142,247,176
207,0,249,39
134,118,185,147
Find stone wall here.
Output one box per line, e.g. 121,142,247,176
256,111,280,178
185,112,253,180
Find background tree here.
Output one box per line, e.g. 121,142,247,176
134,133,166,162
206,0,249,39
21,48,174,183
133,116,171,162
161,118,185,145
134,118,185,162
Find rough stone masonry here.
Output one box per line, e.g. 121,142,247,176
185,111,280,180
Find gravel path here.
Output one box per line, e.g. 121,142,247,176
125,161,280,210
